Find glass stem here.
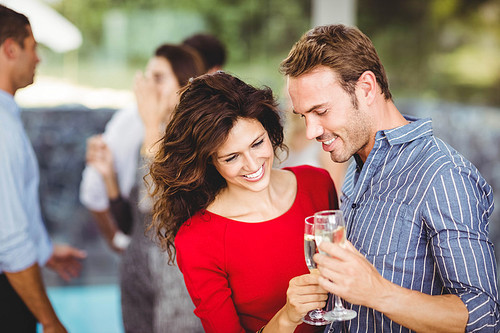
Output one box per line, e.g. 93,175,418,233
334,295,345,310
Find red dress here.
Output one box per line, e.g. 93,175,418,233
175,165,338,333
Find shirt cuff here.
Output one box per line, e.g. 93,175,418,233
0,237,37,273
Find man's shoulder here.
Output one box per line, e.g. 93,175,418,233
0,111,24,149
423,136,476,172
403,135,488,195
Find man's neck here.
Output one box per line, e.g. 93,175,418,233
357,99,408,163
0,78,16,96
376,99,408,132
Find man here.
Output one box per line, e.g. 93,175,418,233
281,24,499,332
0,4,87,333
182,33,227,73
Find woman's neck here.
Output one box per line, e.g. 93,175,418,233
208,169,296,222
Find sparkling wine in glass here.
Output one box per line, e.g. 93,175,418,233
314,210,357,322
302,216,333,326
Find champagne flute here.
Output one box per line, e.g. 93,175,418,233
314,210,357,321
302,216,333,326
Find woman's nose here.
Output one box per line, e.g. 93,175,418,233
244,153,259,171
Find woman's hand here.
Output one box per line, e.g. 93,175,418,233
86,134,114,179
85,134,120,199
134,71,177,156
283,273,329,324
134,71,173,129
262,273,329,333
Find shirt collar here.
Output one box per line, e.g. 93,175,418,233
376,115,433,146
0,89,20,117
354,116,433,172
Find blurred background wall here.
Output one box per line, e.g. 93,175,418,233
2,0,499,332
12,0,500,108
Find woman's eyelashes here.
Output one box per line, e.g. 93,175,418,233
252,138,264,148
222,138,265,163
224,154,237,163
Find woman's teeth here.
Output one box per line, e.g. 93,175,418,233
244,166,264,179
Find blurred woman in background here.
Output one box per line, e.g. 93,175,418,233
83,44,205,333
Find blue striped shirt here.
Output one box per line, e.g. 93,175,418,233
0,89,53,273
326,116,499,332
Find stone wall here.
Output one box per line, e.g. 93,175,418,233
21,105,119,286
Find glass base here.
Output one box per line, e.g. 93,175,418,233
324,308,357,321
302,309,333,326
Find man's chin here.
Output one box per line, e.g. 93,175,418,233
21,77,35,90
329,153,349,164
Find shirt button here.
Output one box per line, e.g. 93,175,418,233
352,203,357,209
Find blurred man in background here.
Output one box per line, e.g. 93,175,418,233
0,4,87,333
182,33,227,73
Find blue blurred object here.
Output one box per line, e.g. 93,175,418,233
37,284,123,333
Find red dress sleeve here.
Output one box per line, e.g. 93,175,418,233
176,213,246,333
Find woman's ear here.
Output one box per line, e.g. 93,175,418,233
356,71,377,105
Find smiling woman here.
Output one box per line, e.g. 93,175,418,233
147,71,339,333
212,118,274,192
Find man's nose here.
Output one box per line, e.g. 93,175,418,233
305,118,323,140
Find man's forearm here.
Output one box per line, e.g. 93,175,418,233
377,281,468,333
4,263,61,327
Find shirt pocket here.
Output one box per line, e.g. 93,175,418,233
349,199,410,257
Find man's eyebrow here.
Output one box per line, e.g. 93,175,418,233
292,103,326,115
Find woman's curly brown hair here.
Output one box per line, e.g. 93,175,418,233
148,72,287,263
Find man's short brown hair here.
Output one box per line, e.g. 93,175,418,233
280,24,392,101
0,5,30,48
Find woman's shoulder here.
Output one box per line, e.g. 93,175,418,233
176,211,227,245
283,164,332,181
175,211,228,266
284,165,338,210
284,164,335,198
